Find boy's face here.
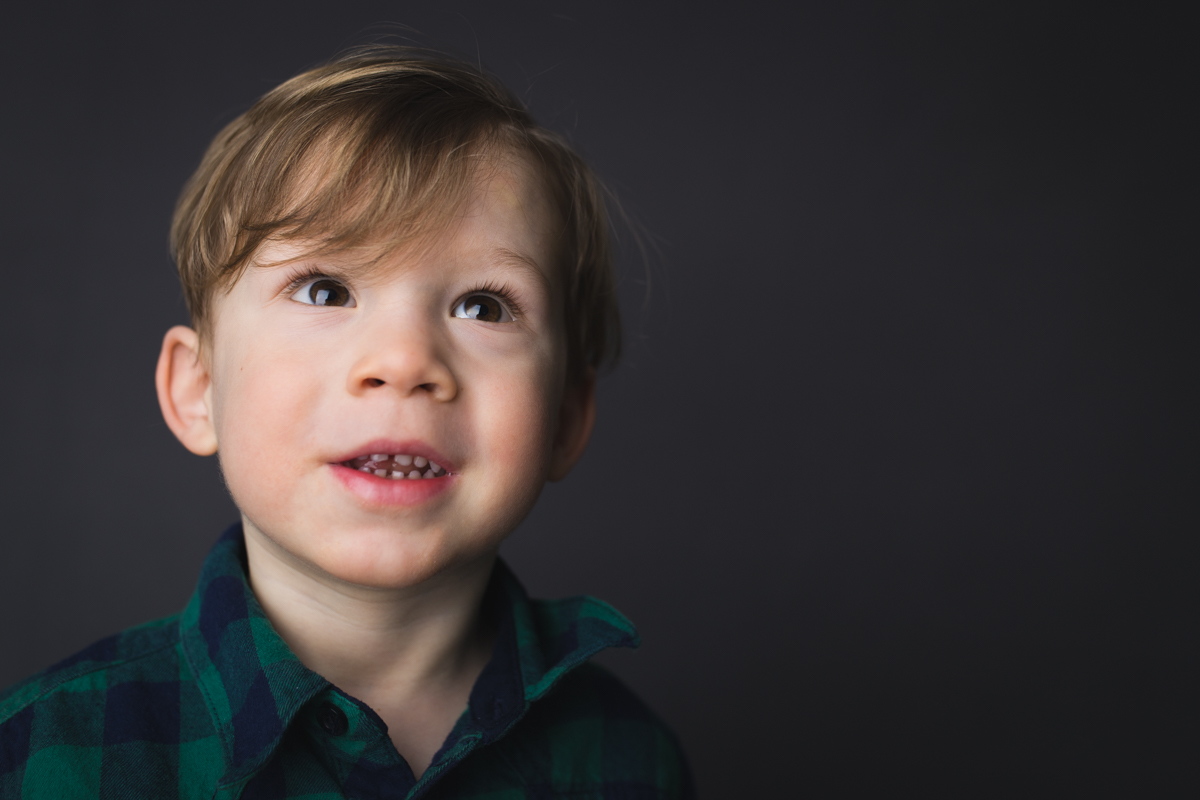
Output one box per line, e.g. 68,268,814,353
160,153,593,590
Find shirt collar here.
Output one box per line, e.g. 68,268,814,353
179,523,639,787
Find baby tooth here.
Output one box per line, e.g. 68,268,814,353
390,471,406,479
423,469,435,479
359,466,372,473
407,470,422,479
396,455,413,466
374,469,388,477
414,456,428,468
429,462,441,472
371,454,386,461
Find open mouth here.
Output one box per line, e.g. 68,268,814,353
340,453,450,480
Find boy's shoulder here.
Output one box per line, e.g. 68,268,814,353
482,659,695,799
439,578,695,799
0,613,227,798
0,613,183,718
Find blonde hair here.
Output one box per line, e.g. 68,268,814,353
171,46,619,381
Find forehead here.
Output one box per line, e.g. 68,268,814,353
449,154,559,271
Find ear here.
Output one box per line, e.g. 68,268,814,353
548,369,597,482
155,325,218,456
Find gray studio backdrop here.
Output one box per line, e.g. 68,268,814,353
1,2,1191,795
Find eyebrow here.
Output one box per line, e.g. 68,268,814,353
491,247,553,293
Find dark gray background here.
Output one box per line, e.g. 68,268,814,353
1,2,1193,795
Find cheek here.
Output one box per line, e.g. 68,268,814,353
453,321,566,472
211,335,325,514
468,359,561,506
489,383,555,462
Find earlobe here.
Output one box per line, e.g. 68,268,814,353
548,369,597,482
155,325,218,456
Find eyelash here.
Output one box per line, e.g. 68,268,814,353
281,269,525,318
465,280,525,319
281,267,342,298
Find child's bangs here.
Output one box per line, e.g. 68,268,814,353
238,113,503,275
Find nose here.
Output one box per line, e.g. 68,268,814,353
345,319,458,402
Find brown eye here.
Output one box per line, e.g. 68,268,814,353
453,293,511,323
292,278,355,307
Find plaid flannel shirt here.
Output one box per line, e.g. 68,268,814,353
0,525,693,799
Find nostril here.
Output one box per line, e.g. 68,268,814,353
366,378,385,387
418,382,436,392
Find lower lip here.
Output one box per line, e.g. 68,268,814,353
329,463,454,507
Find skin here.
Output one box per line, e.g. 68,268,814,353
155,152,596,777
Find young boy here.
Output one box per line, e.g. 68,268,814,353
0,47,692,799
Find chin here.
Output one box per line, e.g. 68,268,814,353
315,527,492,590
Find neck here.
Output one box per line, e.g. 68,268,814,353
241,517,497,775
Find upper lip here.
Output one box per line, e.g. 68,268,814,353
329,439,457,472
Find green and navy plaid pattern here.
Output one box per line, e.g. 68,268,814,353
0,525,694,799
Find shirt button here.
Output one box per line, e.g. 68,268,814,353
317,702,349,736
